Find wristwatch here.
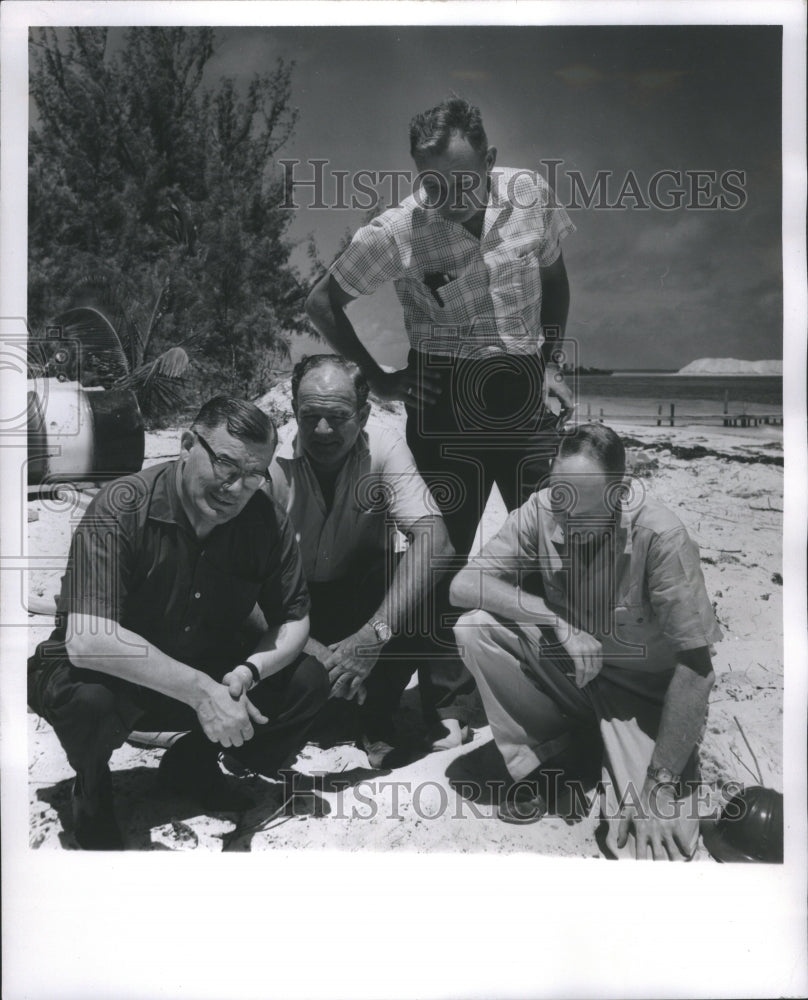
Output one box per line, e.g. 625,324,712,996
369,617,393,643
646,764,681,794
236,661,261,689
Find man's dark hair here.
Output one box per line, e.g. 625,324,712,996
291,354,370,410
557,423,626,477
192,397,277,448
409,97,488,158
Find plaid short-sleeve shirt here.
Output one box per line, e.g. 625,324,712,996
331,167,575,358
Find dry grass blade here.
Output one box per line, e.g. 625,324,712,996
729,746,760,784
733,715,764,785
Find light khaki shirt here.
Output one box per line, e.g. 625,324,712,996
269,424,435,584
466,486,722,672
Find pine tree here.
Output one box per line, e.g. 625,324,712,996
29,26,314,411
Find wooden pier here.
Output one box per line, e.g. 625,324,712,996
582,400,783,429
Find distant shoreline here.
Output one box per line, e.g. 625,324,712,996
605,371,782,378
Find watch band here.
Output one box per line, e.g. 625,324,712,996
237,661,261,688
369,617,393,643
646,764,682,794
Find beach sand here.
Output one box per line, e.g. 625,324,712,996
26,388,783,855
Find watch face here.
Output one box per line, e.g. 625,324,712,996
373,620,392,642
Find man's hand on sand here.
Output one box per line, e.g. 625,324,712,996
195,680,269,747
553,623,603,688
617,779,697,861
368,365,442,407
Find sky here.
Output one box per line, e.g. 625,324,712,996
198,25,784,370
35,24,785,370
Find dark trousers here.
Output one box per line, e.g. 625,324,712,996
28,645,329,791
405,349,561,555
401,350,561,736
308,557,478,741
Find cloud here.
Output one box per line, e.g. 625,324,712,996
619,70,689,93
554,64,687,98
554,64,607,88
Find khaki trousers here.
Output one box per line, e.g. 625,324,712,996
454,610,701,857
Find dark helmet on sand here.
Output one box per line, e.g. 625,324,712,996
702,785,784,863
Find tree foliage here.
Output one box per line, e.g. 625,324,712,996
29,27,314,410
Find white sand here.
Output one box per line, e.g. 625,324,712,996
26,390,783,854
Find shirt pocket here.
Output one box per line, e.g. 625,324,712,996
397,274,475,324
196,559,263,631
610,599,656,658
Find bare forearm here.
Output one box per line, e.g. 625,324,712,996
65,614,213,708
539,259,570,363
449,568,562,628
248,616,310,680
651,661,715,775
375,521,453,633
306,277,384,379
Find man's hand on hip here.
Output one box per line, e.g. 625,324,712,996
544,364,576,413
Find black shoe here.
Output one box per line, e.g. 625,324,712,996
71,769,124,850
158,734,252,813
497,778,548,825
358,733,416,770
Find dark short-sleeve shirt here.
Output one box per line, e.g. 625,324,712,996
465,487,722,673
52,460,310,675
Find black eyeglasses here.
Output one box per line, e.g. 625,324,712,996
194,431,270,490
297,410,358,431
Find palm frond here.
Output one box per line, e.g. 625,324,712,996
116,355,189,413
53,305,131,386
155,346,191,378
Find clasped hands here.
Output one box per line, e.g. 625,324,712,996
194,665,268,748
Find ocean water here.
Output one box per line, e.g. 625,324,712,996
569,374,782,424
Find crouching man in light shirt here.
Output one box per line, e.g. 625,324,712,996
450,423,721,859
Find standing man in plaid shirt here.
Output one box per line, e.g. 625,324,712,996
307,96,575,556
307,97,575,747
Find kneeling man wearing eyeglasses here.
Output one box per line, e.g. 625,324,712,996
28,397,328,849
